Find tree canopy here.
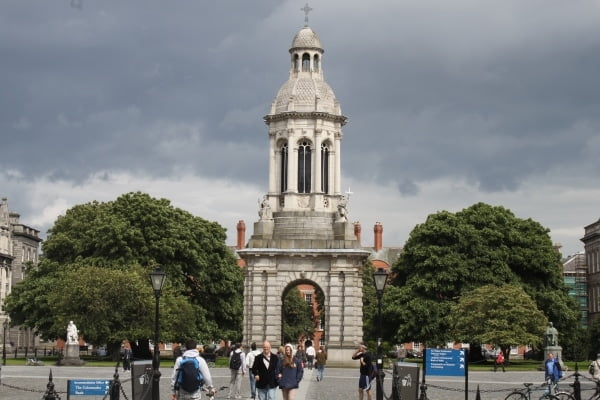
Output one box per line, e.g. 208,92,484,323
449,284,548,358
4,192,243,350
385,202,579,346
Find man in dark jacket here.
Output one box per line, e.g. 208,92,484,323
251,341,279,400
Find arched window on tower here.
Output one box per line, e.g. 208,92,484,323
314,55,320,72
321,143,329,193
281,143,288,192
302,53,310,72
293,54,300,72
298,141,312,193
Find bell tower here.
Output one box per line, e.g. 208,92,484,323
238,9,369,365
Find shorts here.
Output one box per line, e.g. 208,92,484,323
359,374,372,390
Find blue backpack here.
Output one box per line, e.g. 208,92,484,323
176,356,204,393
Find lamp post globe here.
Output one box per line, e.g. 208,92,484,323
149,267,166,400
373,267,388,400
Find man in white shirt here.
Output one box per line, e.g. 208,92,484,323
305,341,316,370
246,342,261,399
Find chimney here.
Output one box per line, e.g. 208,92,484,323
236,220,246,249
374,222,383,251
354,221,362,244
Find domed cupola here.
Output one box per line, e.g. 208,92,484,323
267,24,343,117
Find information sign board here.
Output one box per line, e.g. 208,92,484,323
67,379,111,397
426,348,466,376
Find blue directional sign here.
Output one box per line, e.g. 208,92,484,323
425,348,466,377
68,379,111,396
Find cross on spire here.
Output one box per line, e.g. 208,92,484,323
301,3,313,27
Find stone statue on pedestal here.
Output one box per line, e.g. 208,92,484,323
58,320,84,366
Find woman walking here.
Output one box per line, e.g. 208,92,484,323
315,346,327,381
276,343,304,400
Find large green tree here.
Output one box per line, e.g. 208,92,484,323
386,202,579,346
449,284,548,360
4,192,243,354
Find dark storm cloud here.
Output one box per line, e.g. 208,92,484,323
1,0,599,256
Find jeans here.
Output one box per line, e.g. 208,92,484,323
316,364,325,380
249,373,256,398
257,387,276,400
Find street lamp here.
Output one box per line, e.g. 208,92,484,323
2,319,9,366
373,267,388,400
149,267,167,400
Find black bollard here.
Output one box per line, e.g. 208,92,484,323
110,362,121,400
42,369,61,400
573,363,581,400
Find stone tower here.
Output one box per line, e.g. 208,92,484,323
237,18,370,365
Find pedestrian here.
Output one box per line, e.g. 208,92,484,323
589,353,600,393
122,345,132,372
544,352,563,394
295,344,307,368
305,341,316,370
228,343,246,399
494,350,505,372
396,345,407,362
251,341,279,400
246,342,261,400
276,343,304,400
352,344,373,400
171,339,213,400
315,345,327,381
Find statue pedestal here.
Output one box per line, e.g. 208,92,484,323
57,344,85,366
541,346,564,370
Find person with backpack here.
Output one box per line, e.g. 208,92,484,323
171,339,213,400
494,350,505,372
246,342,261,400
228,342,247,399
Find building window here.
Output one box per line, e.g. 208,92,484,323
298,141,311,193
321,143,329,193
305,293,312,305
314,55,320,72
294,54,300,72
280,144,288,192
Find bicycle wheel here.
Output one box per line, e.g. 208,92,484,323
541,394,562,400
505,392,527,400
554,392,575,400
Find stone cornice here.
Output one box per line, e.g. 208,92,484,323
264,111,347,126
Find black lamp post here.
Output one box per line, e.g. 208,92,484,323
150,267,167,400
2,319,9,366
373,267,388,400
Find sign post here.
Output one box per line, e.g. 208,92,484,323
424,348,469,400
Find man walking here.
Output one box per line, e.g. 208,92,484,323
252,341,279,400
228,343,246,399
246,342,261,399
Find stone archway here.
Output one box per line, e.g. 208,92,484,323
238,247,370,365
281,279,325,346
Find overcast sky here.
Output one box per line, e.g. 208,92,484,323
2,0,599,257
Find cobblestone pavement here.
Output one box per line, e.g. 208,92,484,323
0,364,597,400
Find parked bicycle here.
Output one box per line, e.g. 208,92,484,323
505,382,561,400
554,381,600,400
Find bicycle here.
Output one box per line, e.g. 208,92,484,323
202,385,227,400
25,358,44,366
505,382,561,400
554,381,600,400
